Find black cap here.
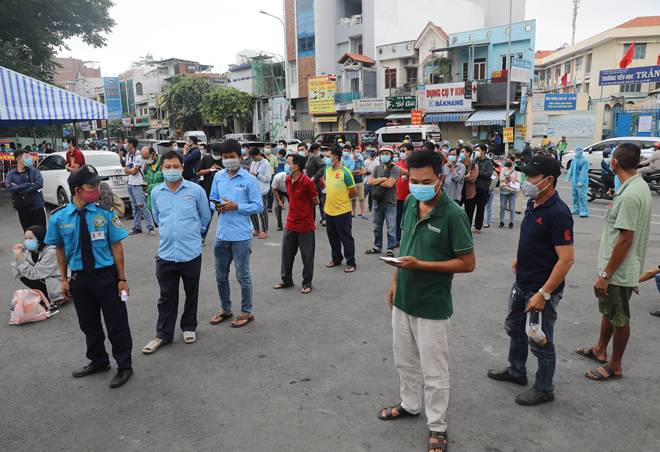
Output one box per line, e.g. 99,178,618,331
211,142,223,156
68,165,108,190
517,155,561,179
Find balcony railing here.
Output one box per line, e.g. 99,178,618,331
334,92,361,103
337,14,362,26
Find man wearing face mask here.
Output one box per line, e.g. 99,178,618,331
44,166,133,388
394,142,415,247
6,148,47,230
142,151,212,354
249,147,273,239
140,146,163,213
566,146,589,218
124,137,155,236
182,136,201,184
379,150,475,452
264,143,278,213
472,144,494,233
305,143,327,224
363,149,380,212
240,143,252,171
488,155,574,406
367,147,400,258
197,143,224,245
442,148,466,203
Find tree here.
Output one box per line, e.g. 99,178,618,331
432,57,451,83
162,75,215,131
109,119,123,138
201,87,254,127
0,0,115,83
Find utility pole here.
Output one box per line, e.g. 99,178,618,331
504,0,512,155
571,0,580,46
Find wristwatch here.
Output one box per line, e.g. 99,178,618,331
600,271,610,280
538,289,551,301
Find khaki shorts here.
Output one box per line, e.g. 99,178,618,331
598,284,633,327
352,182,365,201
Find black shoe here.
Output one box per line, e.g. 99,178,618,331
650,310,660,317
277,226,283,231
515,387,554,406
72,363,111,378
508,222,513,229
129,228,142,235
499,222,504,228
267,208,273,213
394,242,400,248
109,368,133,388
487,367,528,385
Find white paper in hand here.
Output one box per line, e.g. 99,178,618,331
379,256,404,264
121,290,129,302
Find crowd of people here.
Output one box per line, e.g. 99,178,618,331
6,132,658,451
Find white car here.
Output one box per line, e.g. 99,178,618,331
562,137,658,170
38,151,129,206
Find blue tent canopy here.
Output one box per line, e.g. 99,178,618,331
0,65,108,127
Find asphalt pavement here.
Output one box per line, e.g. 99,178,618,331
1,182,660,452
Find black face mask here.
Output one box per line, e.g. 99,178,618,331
505,162,513,168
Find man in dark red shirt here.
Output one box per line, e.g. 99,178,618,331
64,136,85,172
274,154,319,293
395,142,414,246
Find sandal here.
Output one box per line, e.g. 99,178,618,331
377,403,418,420
344,266,356,273
183,331,196,343
301,286,312,294
386,251,395,258
326,261,340,268
231,314,255,328
585,363,622,381
274,283,295,289
483,223,490,228
575,347,606,363
142,339,169,354
429,431,448,452
210,312,233,325
365,248,381,254
473,229,481,234
362,215,368,219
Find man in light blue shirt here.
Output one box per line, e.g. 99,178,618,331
142,150,211,354
209,139,263,328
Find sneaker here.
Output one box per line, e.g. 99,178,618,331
267,208,273,213
277,226,283,231
148,229,156,236
499,222,504,228
508,222,513,229
129,228,142,235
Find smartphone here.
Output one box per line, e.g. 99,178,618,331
379,256,404,264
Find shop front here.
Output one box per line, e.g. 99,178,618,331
419,82,475,145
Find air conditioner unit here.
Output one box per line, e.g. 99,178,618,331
403,59,412,66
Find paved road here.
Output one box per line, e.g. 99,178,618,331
1,184,659,452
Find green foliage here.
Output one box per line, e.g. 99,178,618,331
109,119,123,137
162,75,215,131
201,88,254,125
0,0,115,82
432,57,451,82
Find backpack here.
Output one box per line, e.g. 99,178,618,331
111,192,126,218
10,289,52,325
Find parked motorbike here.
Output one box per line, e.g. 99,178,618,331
587,174,613,202
641,171,660,195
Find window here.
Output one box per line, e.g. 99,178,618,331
517,53,523,59
380,132,423,143
296,0,315,58
620,83,641,93
555,66,561,77
623,42,646,60
474,58,486,80
575,57,583,71
585,53,592,73
385,68,397,89
462,62,468,81
290,65,297,83
564,61,571,74
406,67,418,84
501,55,507,70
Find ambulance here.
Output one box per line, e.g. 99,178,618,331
374,124,442,149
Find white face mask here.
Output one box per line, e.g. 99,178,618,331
475,151,481,159
212,154,222,161
144,157,154,164
223,158,240,171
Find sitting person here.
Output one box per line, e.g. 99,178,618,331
11,225,65,308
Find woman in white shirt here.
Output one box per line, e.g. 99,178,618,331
499,156,520,229
248,147,273,238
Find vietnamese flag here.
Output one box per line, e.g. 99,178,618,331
561,73,568,89
657,52,660,65
620,41,635,68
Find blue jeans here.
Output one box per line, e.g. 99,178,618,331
499,192,517,224
213,239,253,315
127,184,154,230
372,204,397,252
505,282,562,394
485,192,494,225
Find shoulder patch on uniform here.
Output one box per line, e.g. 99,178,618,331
51,204,67,214
95,202,113,211
111,216,123,228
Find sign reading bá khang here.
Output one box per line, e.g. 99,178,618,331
419,82,476,112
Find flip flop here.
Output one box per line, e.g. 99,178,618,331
362,215,368,219
183,331,196,344
365,248,381,254
326,262,340,268
274,283,295,289
142,340,169,354
575,347,606,363
585,363,622,381
231,314,255,328
301,286,312,294
210,312,233,325
345,266,356,273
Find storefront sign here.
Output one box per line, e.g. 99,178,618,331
472,126,478,138
411,110,423,125
134,116,150,127
335,103,352,111
122,118,132,127
386,95,417,111
353,98,386,114
599,65,660,86
308,76,337,114
311,117,338,123
503,127,514,143
515,124,527,139
544,94,577,111
464,81,473,100
419,82,476,113
103,77,123,121
520,86,527,114
531,94,545,112
510,58,532,83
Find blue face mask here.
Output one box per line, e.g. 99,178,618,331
442,148,449,154
448,155,457,163
380,155,391,164
459,153,466,160
339,143,345,148
163,169,182,182
393,157,399,162
241,149,248,155
23,156,33,167
24,238,39,251
324,157,333,166
173,145,179,152
278,145,284,150
366,147,371,151
284,164,292,175
298,151,306,157
369,152,376,158
409,180,440,202
343,151,350,158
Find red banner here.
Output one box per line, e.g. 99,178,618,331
411,110,422,125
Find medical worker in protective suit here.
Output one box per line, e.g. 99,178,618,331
566,146,589,217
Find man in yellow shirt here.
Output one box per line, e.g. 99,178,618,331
324,144,358,273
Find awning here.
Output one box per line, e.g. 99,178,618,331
464,108,516,126
385,112,411,120
0,65,108,127
424,112,472,123
146,129,160,135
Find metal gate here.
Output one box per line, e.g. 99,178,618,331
610,107,660,138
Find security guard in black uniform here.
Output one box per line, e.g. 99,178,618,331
45,166,134,388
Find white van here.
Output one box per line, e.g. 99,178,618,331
183,131,208,144
375,124,442,149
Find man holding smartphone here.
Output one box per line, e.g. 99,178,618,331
124,137,155,236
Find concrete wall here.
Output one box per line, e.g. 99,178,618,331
439,122,474,145
228,67,253,94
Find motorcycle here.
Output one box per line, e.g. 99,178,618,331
587,174,613,202
641,171,660,195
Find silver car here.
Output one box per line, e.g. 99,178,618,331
562,137,659,170
38,151,128,206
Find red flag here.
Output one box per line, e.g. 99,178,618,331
657,52,660,65
561,73,568,89
620,41,635,68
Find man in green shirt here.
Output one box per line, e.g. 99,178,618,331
577,143,652,381
140,146,164,211
378,150,475,452
556,136,568,162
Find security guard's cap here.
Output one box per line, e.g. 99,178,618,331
68,165,108,191
517,155,561,180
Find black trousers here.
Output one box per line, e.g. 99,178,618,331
464,196,476,225
281,229,315,288
20,277,49,300
155,255,202,342
70,266,133,370
18,207,47,231
473,188,491,230
326,211,355,267
274,190,288,229
395,199,405,242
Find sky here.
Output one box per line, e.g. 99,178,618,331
57,0,658,77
